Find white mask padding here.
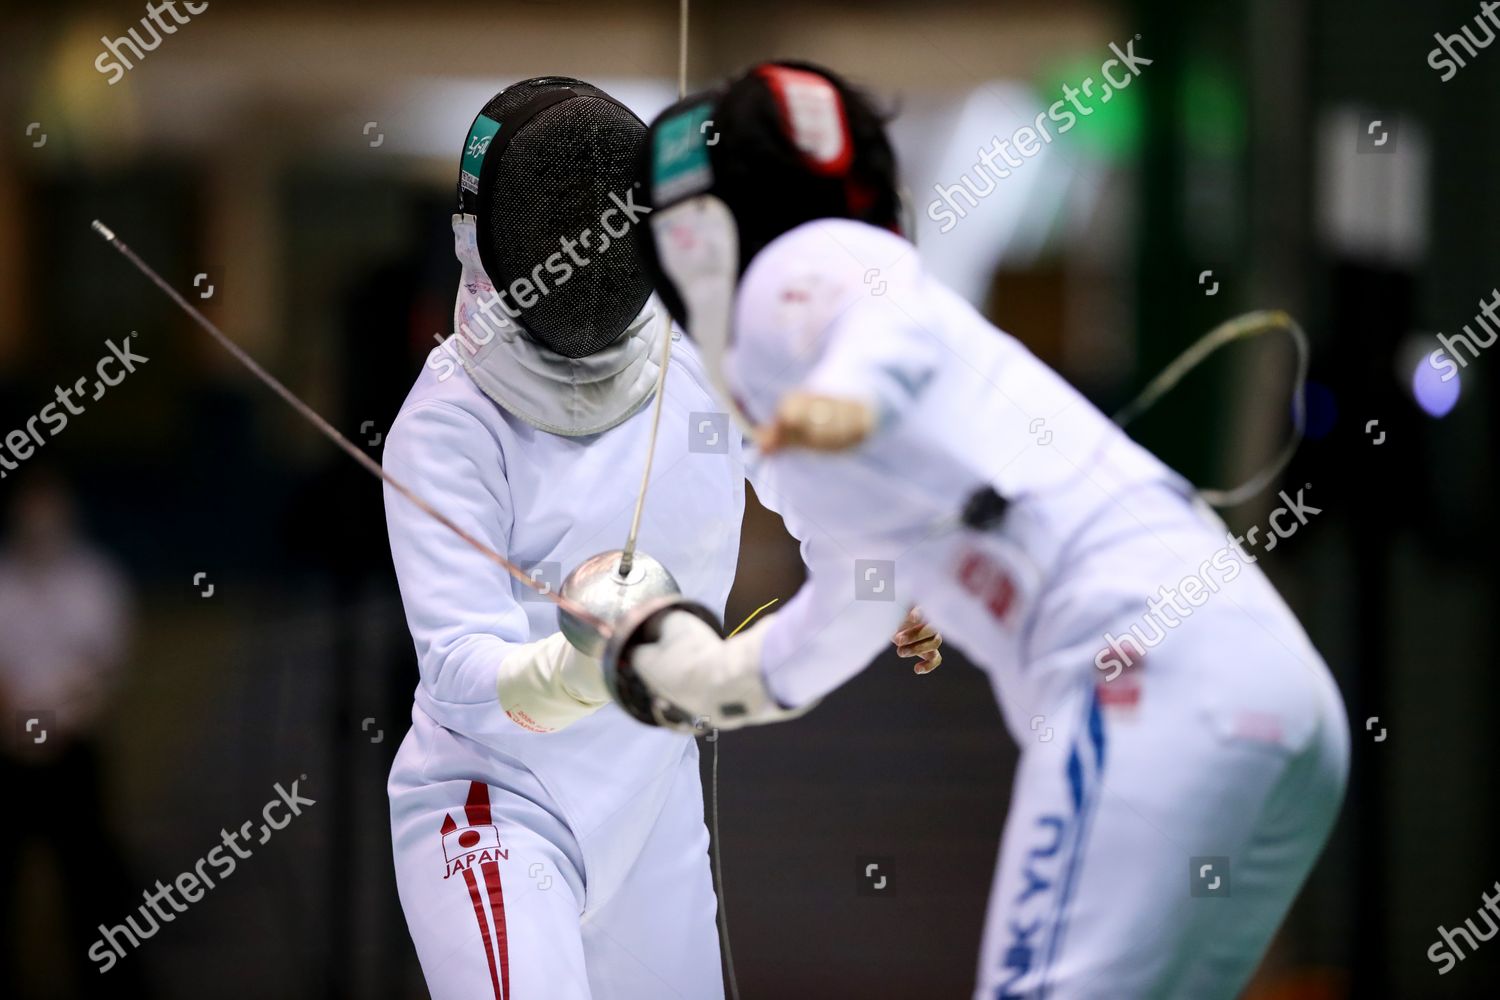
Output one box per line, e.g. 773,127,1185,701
447,214,666,437
650,196,757,436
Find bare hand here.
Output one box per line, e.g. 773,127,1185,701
756,392,876,455
892,607,942,674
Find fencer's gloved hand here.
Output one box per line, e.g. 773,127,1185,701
496,632,610,733
893,607,943,674
757,391,876,455
630,613,810,731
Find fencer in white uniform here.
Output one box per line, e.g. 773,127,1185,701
384,266,735,1000
382,78,737,1000
384,77,938,1000
620,63,1350,999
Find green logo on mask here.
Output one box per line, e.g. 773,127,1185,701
460,115,502,195
653,103,715,203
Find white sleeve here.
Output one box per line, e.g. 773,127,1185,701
729,221,947,707
382,400,531,738
730,218,942,426
747,454,915,709
797,293,944,430
747,454,899,709
756,529,913,709
744,456,817,572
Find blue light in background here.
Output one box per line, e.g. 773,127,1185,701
1412,352,1461,418
1301,380,1338,440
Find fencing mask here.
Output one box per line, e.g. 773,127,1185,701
633,63,902,429
458,76,654,359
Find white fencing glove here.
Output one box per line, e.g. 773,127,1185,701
497,631,610,733
629,613,811,732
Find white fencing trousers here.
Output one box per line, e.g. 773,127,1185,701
390,714,724,1000
972,649,1348,999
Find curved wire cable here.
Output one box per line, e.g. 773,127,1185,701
1114,309,1310,508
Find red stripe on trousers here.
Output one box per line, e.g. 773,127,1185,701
481,860,511,1000
462,865,503,1000
462,782,508,997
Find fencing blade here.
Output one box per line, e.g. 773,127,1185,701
91,219,610,633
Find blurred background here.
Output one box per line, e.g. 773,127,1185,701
0,0,1494,997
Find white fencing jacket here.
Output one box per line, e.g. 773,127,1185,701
383,332,746,848
725,219,1251,740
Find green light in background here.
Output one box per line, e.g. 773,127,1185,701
1180,58,1247,157
1035,54,1145,160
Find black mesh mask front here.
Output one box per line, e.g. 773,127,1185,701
459,78,653,359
